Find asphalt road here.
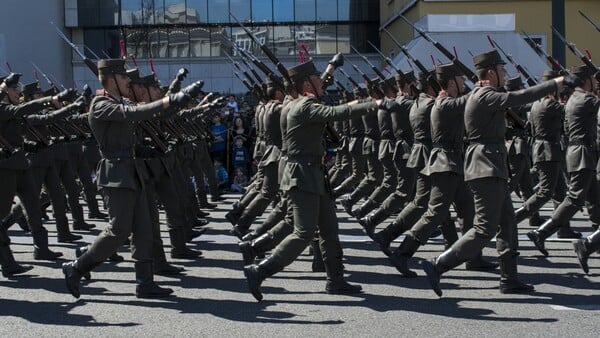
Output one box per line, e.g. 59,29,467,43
1,194,598,337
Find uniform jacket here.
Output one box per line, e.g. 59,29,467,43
407,93,434,172
565,88,600,172
530,96,564,164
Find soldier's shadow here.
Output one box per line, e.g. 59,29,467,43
0,298,139,327
81,296,344,325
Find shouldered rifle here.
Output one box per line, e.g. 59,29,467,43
139,121,170,153
350,62,384,97
338,68,360,89
521,31,568,73
487,36,537,86
226,46,264,85
382,28,441,92
552,26,600,77
225,51,262,89
51,22,98,76
0,134,17,154
230,12,292,85
397,17,477,82
351,45,386,81
367,41,402,75
579,10,600,33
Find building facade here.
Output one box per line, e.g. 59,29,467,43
66,0,381,93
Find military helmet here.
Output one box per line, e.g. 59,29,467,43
22,81,43,100
473,50,506,71
435,63,463,82
97,59,127,76
571,64,595,79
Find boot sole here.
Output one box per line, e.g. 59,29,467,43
243,267,263,302
62,265,81,298
2,265,34,277
526,232,549,256
422,260,443,297
573,241,590,274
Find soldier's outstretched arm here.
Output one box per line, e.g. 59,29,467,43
305,98,379,123
482,78,563,110
0,96,60,121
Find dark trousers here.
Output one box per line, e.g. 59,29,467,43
552,169,600,225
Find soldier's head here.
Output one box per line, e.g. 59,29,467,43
143,74,163,101
395,70,416,97
436,63,465,96
366,77,384,99
416,69,437,96
473,50,507,87
127,68,148,102
0,73,23,104
265,75,284,101
571,64,597,92
21,81,44,102
287,60,321,97
98,59,130,97
542,70,560,98
382,76,397,98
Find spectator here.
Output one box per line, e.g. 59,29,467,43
230,116,251,149
231,167,249,193
227,95,239,114
210,113,228,162
231,135,250,174
214,159,229,192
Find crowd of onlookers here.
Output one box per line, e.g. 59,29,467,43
208,95,256,193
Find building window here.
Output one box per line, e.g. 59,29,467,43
208,0,229,24
273,0,294,23
187,0,208,23
295,0,316,22
316,0,337,22
252,0,273,23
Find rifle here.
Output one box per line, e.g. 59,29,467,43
487,36,537,86
382,28,441,93
521,31,568,73
367,41,403,76
552,26,600,77
351,45,386,81
338,68,367,97
0,134,17,154
579,10,600,33
51,22,98,76
225,51,262,90
230,12,292,85
226,45,264,85
397,16,477,82
350,62,384,98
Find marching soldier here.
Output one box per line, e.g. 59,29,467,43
422,50,570,296
243,60,383,301
62,59,203,299
527,65,600,255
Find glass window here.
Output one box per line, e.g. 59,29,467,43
230,0,250,23
164,0,187,24
141,0,156,25
209,26,231,56
252,0,272,23
348,23,378,52
169,28,189,57
208,0,229,24
124,28,150,58
272,25,294,56
232,26,271,57
82,29,121,58
149,28,169,58
336,24,350,53
337,0,349,21
348,0,377,21
315,24,336,54
121,0,143,25
273,0,293,22
187,0,208,23
316,0,337,22
295,24,315,56
295,0,315,22
190,26,212,56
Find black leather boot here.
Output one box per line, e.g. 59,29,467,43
388,235,420,278
352,200,376,220
514,206,529,224
239,233,274,266
62,252,97,298
527,219,559,256
323,255,362,295
332,186,346,199
340,194,357,216
465,252,499,271
359,208,388,239
87,197,108,220
56,220,83,243
135,261,174,298
225,202,245,225
73,220,96,231
154,259,185,276
499,253,534,294
528,212,545,227
32,229,63,261
557,227,582,239
422,249,463,297
372,221,401,257
0,245,33,278
169,229,202,259
573,230,600,274
310,239,326,272
230,225,248,240
243,256,283,301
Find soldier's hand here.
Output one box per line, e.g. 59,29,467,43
209,96,226,109
181,81,204,98
168,91,192,108
562,75,583,89
328,53,344,68
57,88,78,102
176,68,189,82
71,96,87,112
